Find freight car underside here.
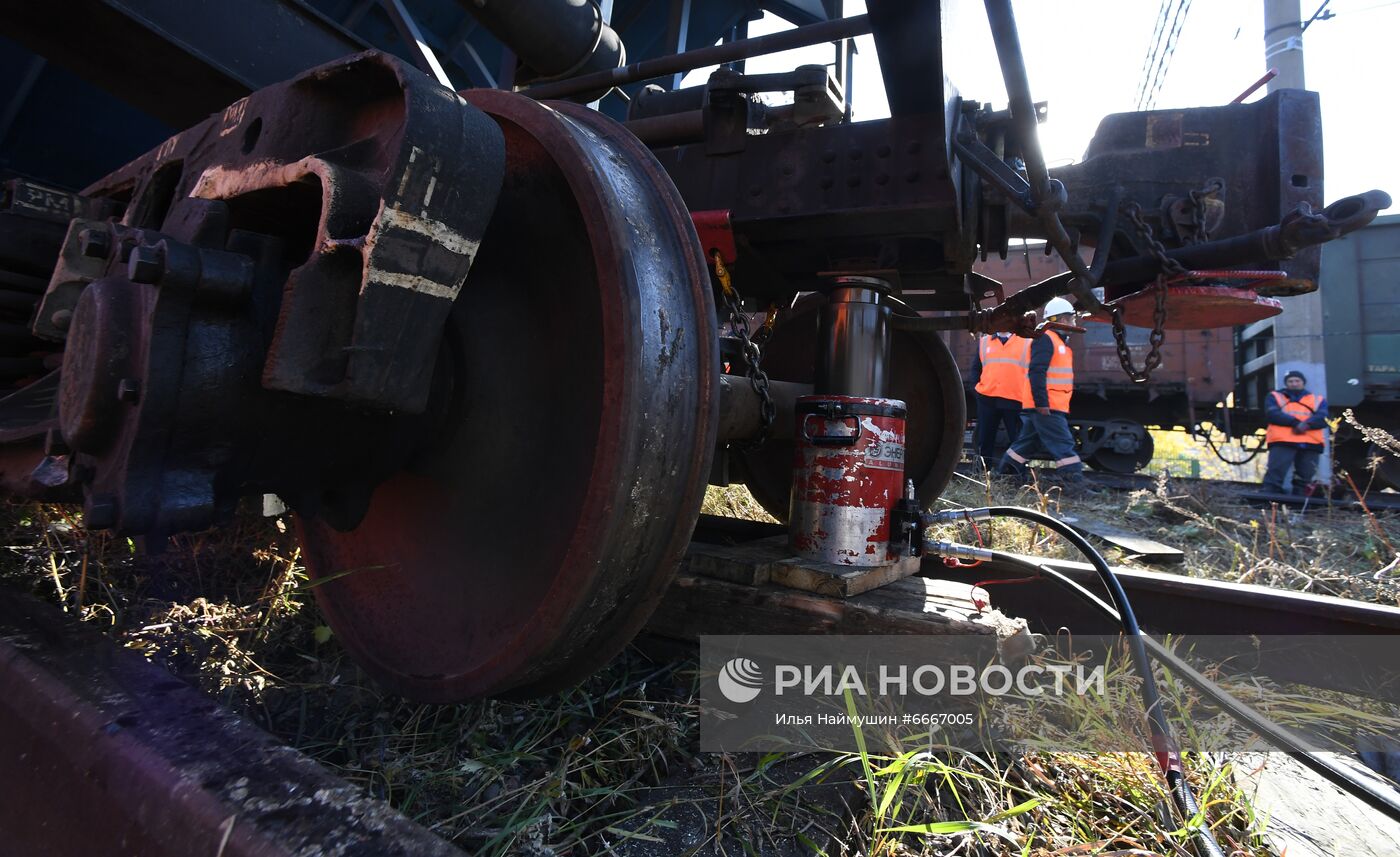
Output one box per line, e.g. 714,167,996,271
0,2,1390,699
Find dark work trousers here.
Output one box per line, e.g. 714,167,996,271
999,410,1084,476
974,394,1022,464
1262,442,1322,494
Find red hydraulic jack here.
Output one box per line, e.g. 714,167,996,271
787,276,922,578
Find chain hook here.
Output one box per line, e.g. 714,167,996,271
711,250,776,446
1110,201,1186,383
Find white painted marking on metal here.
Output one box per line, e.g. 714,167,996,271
375,207,479,257
396,146,423,198
219,98,249,137
366,271,459,300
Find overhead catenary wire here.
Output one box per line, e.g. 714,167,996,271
1139,0,1195,111
1132,0,1177,112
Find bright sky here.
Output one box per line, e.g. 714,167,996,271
683,0,1399,213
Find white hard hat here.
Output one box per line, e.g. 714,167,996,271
1043,297,1076,318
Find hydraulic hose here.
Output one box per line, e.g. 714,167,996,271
928,506,1226,857
972,548,1400,825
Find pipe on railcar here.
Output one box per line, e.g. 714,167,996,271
458,0,625,99
521,15,871,102
1098,189,1393,288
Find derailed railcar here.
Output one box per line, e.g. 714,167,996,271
0,0,1388,704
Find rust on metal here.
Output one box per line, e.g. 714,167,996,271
736,296,965,524
1088,285,1283,330
0,591,463,857
788,395,907,566
294,90,718,700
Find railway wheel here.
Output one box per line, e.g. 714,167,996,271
1369,446,1400,491
1084,419,1155,474
296,94,717,701
1335,424,1400,491
735,298,965,521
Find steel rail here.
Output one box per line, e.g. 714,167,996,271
0,590,463,857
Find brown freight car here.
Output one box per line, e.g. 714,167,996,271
954,249,1245,473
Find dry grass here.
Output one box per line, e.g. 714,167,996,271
1,435,1396,854
927,466,1399,605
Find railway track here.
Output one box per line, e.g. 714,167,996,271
0,589,465,857
677,513,1400,697
3,514,1398,854
957,462,1400,513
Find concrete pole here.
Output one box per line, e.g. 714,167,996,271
1263,0,1331,476
1263,0,1305,89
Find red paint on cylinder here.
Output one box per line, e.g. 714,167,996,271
789,395,907,566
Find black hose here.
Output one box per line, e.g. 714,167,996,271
1171,776,1223,857
981,509,1173,744
1199,423,1266,466
971,506,1227,857
980,550,1400,825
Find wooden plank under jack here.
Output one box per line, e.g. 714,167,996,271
648,541,1032,644
1059,516,1185,564
687,535,923,597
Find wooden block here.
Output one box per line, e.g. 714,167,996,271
686,536,924,598
683,536,791,585
769,554,923,597
648,570,1026,642
1233,751,1400,857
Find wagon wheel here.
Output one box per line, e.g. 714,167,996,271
1366,444,1400,491
1335,419,1400,491
1085,419,1156,474
735,296,965,521
296,93,717,701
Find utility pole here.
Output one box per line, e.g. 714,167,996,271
1261,0,1330,474
1263,0,1305,89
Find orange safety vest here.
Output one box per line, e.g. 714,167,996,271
1019,330,1073,413
1265,392,1325,445
975,335,1031,401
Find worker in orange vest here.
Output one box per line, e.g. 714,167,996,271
998,298,1083,482
970,332,1029,465
1262,370,1328,494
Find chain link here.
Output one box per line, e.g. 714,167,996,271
1109,177,1223,381
712,251,776,446
1109,201,1187,383
1185,177,1224,245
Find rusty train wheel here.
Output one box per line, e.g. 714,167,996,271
737,297,965,521
1085,420,1156,474
296,93,717,701
1336,414,1400,491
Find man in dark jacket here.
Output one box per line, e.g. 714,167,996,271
998,298,1083,481
1261,370,1329,494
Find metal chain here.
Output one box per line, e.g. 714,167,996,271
712,251,776,446
1185,177,1225,245
1110,202,1186,383
1123,202,1188,279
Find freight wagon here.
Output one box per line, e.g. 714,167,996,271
956,216,1399,486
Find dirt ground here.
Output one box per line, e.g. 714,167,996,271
1,462,1396,854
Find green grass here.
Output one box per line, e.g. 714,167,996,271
1,440,1396,853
